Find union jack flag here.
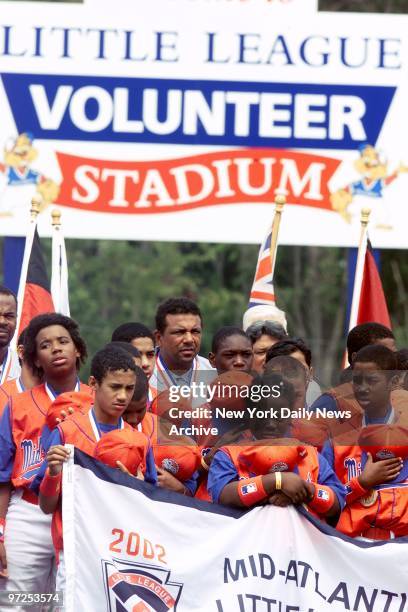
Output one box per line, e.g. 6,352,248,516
248,231,275,309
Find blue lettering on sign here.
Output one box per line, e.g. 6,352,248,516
1,73,395,150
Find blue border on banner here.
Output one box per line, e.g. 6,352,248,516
74,448,408,547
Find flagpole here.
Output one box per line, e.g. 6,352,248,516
270,194,286,279
348,207,371,332
51,208,61,313
51,208,70,316
14,197,41,343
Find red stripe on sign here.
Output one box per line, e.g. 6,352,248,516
56,148,340,215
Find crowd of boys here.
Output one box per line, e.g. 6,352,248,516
0,284,407,607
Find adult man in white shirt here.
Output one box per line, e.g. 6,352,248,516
149,297,213,400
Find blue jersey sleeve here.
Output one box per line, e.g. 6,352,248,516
0,405,15,483
317,452,346,510
40,424,54,454
207,450,239,504
30,429,63,494
310,393,337,413
144,447,157,485
183,471,199,496
320,441,335,469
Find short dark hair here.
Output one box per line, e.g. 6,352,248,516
0,285,17,308
90,347,137,383
132,366,149,401
246,321,287,344
24,313,87,377
266,338,312,368
105,341,141,359
155,297,202,333
396,349,408,371
347,323,394,363
265,355,307,381
111,322,154,344
249,372,295,411
353,344,397,373
17,328,27,348
211,326,249,353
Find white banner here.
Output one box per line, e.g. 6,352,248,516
0,0,408,246
63,449,408,612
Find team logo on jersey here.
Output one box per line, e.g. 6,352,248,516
20,436,45,479
161,458,179,475
102,558,183,611
344,456,361,481
316,488,330,501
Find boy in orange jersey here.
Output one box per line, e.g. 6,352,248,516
0,313,88,607
208,372,344,522
36,347,157,593
322,344,408,540
0,329,42,417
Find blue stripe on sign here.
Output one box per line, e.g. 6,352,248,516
1,73,396,150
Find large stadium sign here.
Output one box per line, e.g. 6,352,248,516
0,0,407,246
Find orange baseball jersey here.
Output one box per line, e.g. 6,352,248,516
0,381,89,493
58,410,132,455
0,377,24,418
139,411,157,444
321,407,408,539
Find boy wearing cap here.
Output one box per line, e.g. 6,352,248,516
322,344,408,540
36,347,157,591
208,373,344,522
0,313,88,606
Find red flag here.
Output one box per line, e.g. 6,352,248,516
18,228,54,335
357,242,391,327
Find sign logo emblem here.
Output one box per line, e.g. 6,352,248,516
102,558,183,611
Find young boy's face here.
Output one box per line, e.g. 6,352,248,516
352,361,392,414
123,395,148,427
35,325,79,379
91,369,136,424
131,337,155,378
250,394,291,440
209,334,253,374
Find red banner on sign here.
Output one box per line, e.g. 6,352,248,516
56,149,340,214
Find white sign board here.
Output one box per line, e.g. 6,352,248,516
63,449,408,612
0,0,407,246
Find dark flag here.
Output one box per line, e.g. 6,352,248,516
17,228,54,335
